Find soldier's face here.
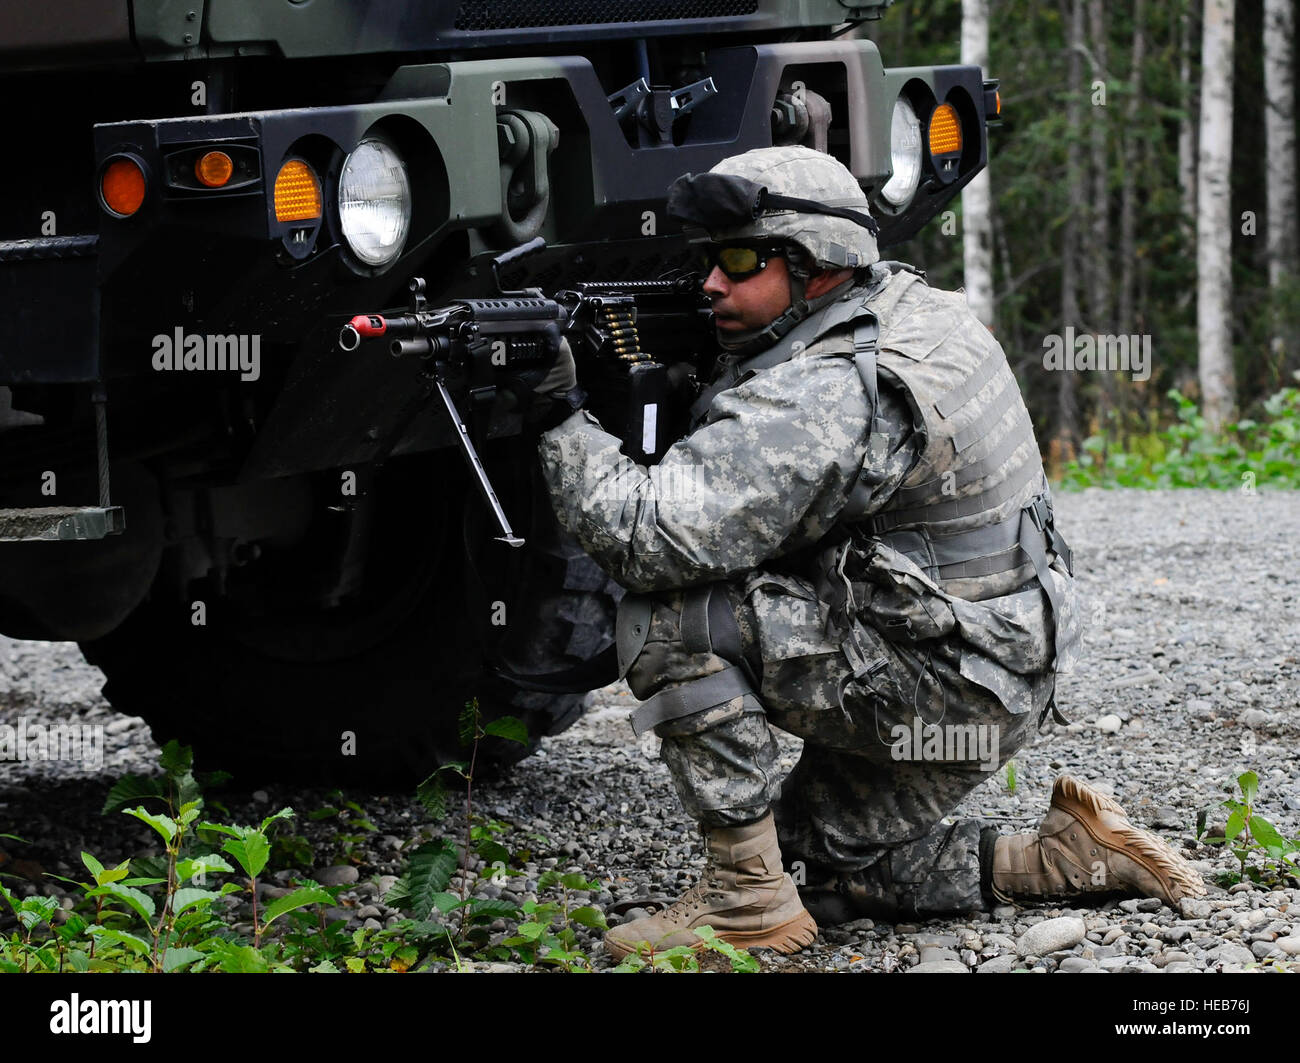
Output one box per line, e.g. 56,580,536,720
703,254,792,334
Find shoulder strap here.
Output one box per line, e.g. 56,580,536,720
839,315,892,521
689,292,879,426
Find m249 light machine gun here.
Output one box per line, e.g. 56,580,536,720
338,239,711,546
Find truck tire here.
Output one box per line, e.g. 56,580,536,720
78,460,621,789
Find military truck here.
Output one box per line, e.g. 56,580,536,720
0,0,997,784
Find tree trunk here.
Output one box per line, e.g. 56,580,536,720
1118,0,1145,337
961,0,995,329
1197,0,1236,431
1086,0,1113,445
1087,0,1111,334
1178,5,1199,237
1264,0,1298,365
1116,0,1146,452
1058,0,1086,459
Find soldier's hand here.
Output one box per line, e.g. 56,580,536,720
534,337,578,398
528,338,586,432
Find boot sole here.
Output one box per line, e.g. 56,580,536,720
1051,776,1206,905
605,909,819,963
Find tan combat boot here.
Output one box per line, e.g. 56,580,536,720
604,811,818,961
993,775,1207,908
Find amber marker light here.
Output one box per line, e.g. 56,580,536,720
928,103,963,156
100,156,146,216
195,150,234,188
274,158,322,222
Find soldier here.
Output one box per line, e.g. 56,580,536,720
532,146,1204,960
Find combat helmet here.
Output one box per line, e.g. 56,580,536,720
667,145,879,274
666,145,880,353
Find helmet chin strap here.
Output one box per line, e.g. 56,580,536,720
715,268,848,359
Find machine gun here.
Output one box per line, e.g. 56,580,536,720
338,239,711,547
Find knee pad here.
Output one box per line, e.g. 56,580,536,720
616,583,763,737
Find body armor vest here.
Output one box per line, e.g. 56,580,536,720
844,268,1052,604
689,263,1072,658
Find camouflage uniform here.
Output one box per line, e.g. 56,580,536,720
538,155,1078,921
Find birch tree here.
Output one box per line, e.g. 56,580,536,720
1177,5,1198,236
962,0,995,329
1264,0,1297,363
1117,0,1145,337
1058,0,1086,455
1087,0,1111,335
1196,0,1236,431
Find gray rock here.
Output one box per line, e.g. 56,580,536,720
907,960,969,973
1096,714,1122,734
1275,935,1300,956
1162,962,1201,973
1058,957,1098,972
977,955,1019,973
1206,943,1255,967
919,946,962,964
914,933,959,949
1178,898,1212,920
1237,708,1272,729
1152,950,1191,968
1018,916,1086,957
1101,927,1126,946
316,865,359,887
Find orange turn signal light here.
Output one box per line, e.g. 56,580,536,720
101,157,146,216
928,103,963,156
195,150,234,188
274,159,322,222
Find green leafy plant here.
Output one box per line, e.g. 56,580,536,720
0,740,337,973
1002,758,1018,794
1197,770,1300,888
611,926,762,973
382,699,760,973
1062,385,1300,491
1,718,764,974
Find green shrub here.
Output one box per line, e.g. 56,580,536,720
1061,386,1300,490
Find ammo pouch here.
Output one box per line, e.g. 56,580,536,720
818,492,1076,725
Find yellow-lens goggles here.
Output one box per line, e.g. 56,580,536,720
693,242,788,281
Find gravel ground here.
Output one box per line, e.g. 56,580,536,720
2,487,1298,973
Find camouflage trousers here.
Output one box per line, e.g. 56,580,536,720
622,570,1047,918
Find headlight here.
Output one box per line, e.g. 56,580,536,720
338,138,411,267
879,97,922,208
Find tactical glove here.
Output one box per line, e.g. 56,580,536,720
529,338,587,432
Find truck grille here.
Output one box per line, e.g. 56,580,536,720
454,0,759,30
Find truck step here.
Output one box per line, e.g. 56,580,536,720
0,506,124,541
